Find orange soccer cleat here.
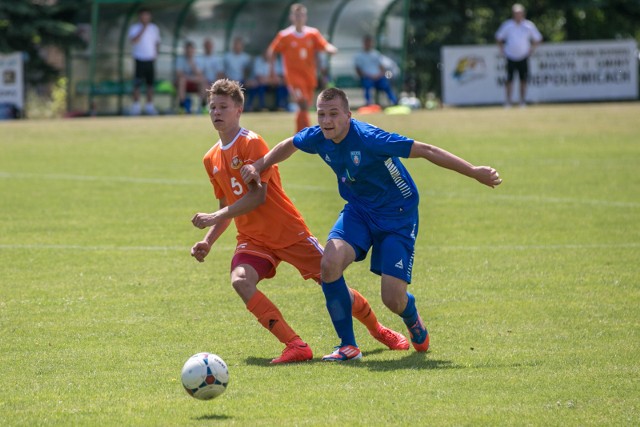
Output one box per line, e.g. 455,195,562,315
369,324,410,350
271,338,313,364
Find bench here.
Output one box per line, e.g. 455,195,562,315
75,79,176,96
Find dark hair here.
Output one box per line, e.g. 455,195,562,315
318,87,350,112
207,79,245,106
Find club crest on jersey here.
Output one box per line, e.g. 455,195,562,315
350,151,361,166
230,156,243,169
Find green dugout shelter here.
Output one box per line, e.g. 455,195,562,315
72,0,410,115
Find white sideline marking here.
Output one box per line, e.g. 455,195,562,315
1,171,637,207
0,243,638,252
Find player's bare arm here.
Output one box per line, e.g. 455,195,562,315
409,141,503,188
325,43,338,55
266,47,278,80
192,182,267,230
240,137,298,185
190,198,231,262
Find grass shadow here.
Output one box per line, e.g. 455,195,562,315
245,356,326,366
357,351,461,371
245,351,460,371
194,414,233,421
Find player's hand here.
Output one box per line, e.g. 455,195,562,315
473,166,503,188
240,164,260,185
191,213,218,229
190,241,211,262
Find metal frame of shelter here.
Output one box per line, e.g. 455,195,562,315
82,0,410,115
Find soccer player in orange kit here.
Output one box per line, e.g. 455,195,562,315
267,3,338,132
190,79,408,363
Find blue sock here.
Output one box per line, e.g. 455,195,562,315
322,277,356,347
400,292,418,328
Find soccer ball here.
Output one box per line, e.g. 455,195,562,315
181,352,229,400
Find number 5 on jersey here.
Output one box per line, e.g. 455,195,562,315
231,177,243,195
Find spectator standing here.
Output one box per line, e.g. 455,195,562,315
495,3,542,107
128,8,161,115
354,35,398,106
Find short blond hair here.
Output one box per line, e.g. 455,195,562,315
207,79,244,106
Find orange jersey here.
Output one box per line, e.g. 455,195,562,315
203,128,311,249
268,25,330,89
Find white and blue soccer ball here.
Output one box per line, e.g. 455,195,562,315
181,352,229,400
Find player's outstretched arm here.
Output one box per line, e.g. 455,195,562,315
409,141,503,188
240,137,298,185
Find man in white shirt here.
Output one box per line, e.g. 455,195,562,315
354,35,398,106
128,8,161,115
495,3,542,107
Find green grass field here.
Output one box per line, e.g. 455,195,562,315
1,103,638,426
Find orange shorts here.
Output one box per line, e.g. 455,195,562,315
285,74,315,104
231,235,323,283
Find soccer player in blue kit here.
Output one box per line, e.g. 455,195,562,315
241,87,503,361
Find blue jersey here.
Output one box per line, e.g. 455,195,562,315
293,119,419,215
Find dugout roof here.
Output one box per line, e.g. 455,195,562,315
77,0,410,114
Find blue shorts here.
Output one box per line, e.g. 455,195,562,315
327,203,418,283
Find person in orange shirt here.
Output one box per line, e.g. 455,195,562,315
267,3,337,132
190,79,408,363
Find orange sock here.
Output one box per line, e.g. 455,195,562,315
296,110,310,132
246,290,298,344
350,288,379,332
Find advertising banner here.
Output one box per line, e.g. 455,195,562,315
0,52,24,118
441,39,638,105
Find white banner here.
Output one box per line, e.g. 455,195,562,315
0,52,24,111
441,39,638,105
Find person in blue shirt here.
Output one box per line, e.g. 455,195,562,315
241,87,502,361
